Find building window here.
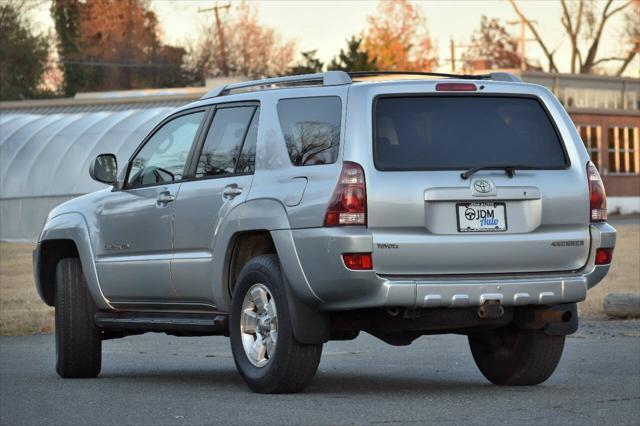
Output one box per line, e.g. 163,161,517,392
556,87,635,110
577,125,602,168
607,126,639,174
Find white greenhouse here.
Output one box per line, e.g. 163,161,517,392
0,86,224,241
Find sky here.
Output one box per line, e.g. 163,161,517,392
30,0,638,76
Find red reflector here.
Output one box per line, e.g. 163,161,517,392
436,83,477,92
595,248,613,265
343,253,373,270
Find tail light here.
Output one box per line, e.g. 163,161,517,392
343,253,373,270
595,248,613,265
587,161,607,222
324,161,367,226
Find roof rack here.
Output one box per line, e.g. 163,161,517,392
201,71,352,99
348,71,492,80
201,70,522,99
348,71,523,83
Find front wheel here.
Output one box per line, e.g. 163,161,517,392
229,255,322,393
55,257,102,378
468,326,565,386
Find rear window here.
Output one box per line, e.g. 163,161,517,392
374,96,567,171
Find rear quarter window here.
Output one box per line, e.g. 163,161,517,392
277,96,342,166
374,95,568,171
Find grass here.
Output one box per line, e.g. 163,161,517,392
0,220,638,335
0,242,53,336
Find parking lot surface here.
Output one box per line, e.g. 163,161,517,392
1,320,638,425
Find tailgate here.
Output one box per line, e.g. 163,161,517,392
367,94,590,275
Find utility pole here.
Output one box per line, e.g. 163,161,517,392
447,38,474,73
507,18,536,71
198,2,232,76
450,38,456,73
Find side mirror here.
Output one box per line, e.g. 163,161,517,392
89,154,118,185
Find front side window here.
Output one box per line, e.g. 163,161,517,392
195,106,256,178
277,96,342,166
127,111,205,188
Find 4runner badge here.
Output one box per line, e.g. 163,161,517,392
551,240,585,247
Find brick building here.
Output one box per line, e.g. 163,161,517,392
517,71,639,213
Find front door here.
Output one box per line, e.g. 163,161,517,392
95,109,207,304
171,104,259,306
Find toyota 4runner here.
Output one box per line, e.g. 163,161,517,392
33,71,616,393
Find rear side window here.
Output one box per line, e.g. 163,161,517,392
277,96,341,166
195,106,256,177
374,96,567,171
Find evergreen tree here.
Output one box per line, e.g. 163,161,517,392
328,36,377,72
289,50,324,74
0,4,49,100
51,0,83,96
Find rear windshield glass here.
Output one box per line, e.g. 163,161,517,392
374,96,567,171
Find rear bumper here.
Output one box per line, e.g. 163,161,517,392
288,222,616,310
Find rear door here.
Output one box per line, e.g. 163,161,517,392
365,93,590,275
170,103,259,304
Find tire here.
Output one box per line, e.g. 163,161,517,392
229,254,322,393
468,326,565,386
55,257,102,378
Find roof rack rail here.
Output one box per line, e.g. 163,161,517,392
488,72,523,82
201,71,352,99
348,71,493,80
201,70,524,99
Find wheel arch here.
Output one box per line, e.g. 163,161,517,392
217,199,329,344
35,213,110,309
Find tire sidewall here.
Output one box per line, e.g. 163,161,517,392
229,258,294,390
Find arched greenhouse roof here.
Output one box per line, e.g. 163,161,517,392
0,86,217,241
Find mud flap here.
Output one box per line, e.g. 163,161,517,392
283,277,330,344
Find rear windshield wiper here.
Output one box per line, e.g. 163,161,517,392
460,165,525,180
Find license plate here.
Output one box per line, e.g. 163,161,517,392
457,202,507,232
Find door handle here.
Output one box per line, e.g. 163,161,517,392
222,184,243,199
156,190,175,205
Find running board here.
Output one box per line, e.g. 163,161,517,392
94,312,228,335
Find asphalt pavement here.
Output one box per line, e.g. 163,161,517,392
1,320,639,426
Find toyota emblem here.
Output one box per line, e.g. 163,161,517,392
473,179,493,194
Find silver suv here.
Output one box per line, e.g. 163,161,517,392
34,71,616,393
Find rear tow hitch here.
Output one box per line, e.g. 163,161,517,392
477,301,504,319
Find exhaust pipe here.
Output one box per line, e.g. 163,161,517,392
535,309,573,324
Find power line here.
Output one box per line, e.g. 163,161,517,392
58,60,181,69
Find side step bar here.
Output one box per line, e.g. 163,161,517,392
94,312,228,335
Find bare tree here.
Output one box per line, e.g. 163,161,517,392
614,0,639,76
509,0,635,74
186,1,295,80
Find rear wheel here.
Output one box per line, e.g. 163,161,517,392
55,258,102,378
468,326,565,386
229,255,322,393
